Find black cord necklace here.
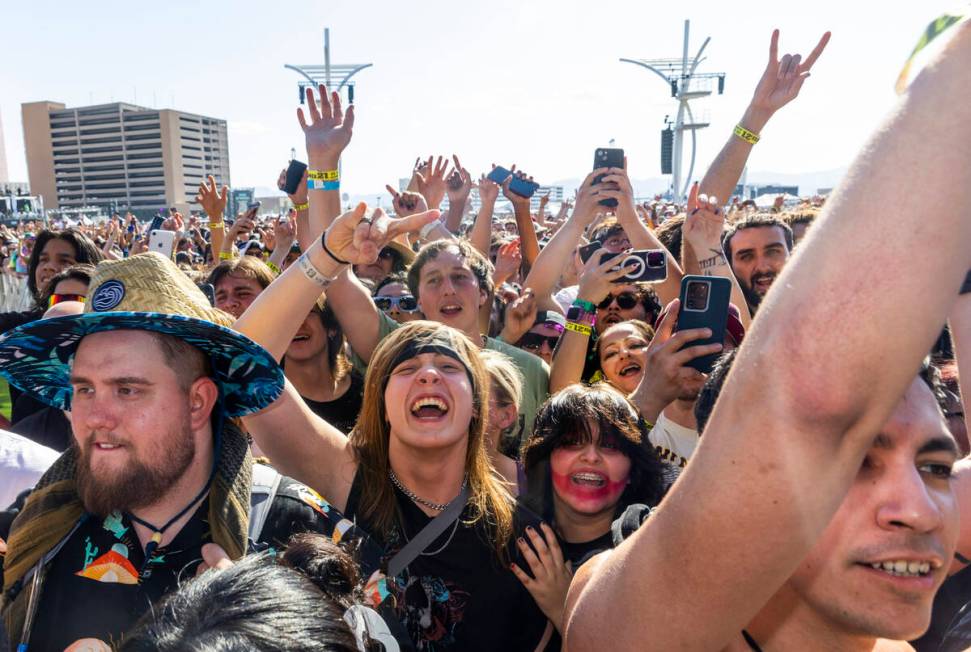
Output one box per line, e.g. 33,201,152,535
741,629,763,652
127,464,216,579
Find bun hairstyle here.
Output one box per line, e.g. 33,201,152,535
119,536,362,652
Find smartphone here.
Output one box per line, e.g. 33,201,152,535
600,249,667,283
508,175,540,199
246,201,262,215
594,148,625,207
148,229,177,259
674,275,731,373
149,215,165,232
197,282,216,306
487,166,512,184
283,160,307,195
578,241,602,264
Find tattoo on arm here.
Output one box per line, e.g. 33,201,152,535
698,248,726,271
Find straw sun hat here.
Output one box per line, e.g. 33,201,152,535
0,252,283,417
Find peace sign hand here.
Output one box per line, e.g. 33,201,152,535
750,30,831,116
324,202,439,265
297,85,355,161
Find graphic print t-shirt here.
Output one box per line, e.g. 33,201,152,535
648,411,700,481
28,503,210,651
345,473,548,651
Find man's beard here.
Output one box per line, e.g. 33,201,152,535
741,272,776,312
75,416,196,517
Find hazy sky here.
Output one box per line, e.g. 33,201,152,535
0,0,947,196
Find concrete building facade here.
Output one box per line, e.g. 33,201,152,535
22,101,230,217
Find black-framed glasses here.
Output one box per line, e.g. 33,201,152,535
519,332,561,351
598,292,639,310
374,295,419,312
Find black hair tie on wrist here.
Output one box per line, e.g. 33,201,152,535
320,231,351,266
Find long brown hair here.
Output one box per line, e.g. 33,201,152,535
349,321,514,560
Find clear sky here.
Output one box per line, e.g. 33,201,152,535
0,0,949,197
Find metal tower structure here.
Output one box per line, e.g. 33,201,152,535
285,28,372,103
621,20,725,201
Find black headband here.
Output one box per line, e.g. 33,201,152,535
388,338,475,387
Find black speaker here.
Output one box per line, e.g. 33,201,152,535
660,128,674,175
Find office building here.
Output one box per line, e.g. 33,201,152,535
22,101,230,217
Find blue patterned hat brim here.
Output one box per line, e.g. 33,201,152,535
0,312,284,418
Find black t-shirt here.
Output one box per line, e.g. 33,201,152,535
561,531,612,568
10,396,73,452
22,473,336,650
29,503,212,651
300,372,364,435
346,471,548,652
914,563,971,651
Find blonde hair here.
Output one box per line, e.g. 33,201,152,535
480,350,523,411
349,321,514,560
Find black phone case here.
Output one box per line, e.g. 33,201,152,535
283,160,308,194
594,148,624,207
675,275,731,374
578,241,602,264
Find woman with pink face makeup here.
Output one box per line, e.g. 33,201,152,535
511,383,667,639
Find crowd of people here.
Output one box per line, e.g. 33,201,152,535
1,21,971,652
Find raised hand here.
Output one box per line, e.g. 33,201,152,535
501,168,535,209
196,175,229,222
493,239,523,286
500,287,537,344
572,169,611,228
631,299,723,411
162,212,184,233
576,246,637,305
446,154,473,203
683,182,726,255
385,185,428,217
324,202,440,265
477,171,501,205
414,155,450,209
510,523,573,632
297,85,355,161
749,29,831,116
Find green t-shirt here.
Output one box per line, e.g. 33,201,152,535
351,313,550,457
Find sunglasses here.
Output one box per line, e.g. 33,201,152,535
598,292,639,310
519,332,561,351
374,295,419,312
48,293,86,308
378,248,397,260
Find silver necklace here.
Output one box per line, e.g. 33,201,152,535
388,468,466,511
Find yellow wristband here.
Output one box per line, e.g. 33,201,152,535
208,221,225,230
219,252,233,261
307,169,340,181
734,124,760,145
266,260,281,274
565,321,593,337
292,202,309,211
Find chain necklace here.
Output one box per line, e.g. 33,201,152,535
388,468,467,512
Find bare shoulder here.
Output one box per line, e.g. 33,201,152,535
563,551,611,649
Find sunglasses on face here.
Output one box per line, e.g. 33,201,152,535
519,332,561,351
598,292,639,310
48,293,86,307
374,295,419,312
378,248,397,260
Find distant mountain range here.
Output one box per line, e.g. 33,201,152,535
249,167,849,209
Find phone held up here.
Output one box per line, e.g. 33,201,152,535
148,229,177,259
282,160,308,195
486,166,512,185
508,174,540,199
674,275,731,374
600,249,667,284
593,147,624,207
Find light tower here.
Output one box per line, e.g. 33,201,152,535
621,20,725,201
285,28,373,104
